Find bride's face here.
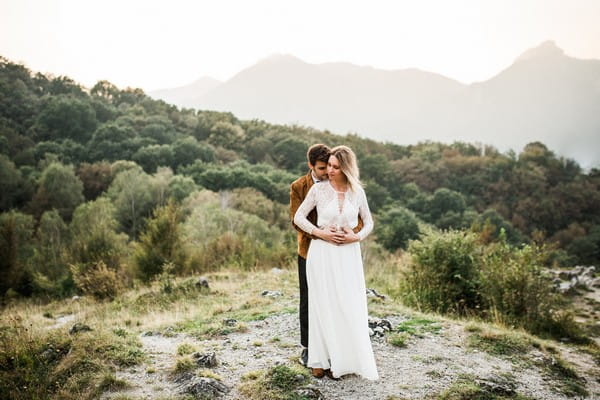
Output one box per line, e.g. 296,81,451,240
327,155,345,182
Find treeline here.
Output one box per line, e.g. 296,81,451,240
1,56,599,301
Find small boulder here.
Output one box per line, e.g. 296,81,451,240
293,386,325,399
222,318,238,327
196,277,210,290
261,290,283,298
175,373,229,398
69,323,92,335
366,288,387,300
193,352,218,368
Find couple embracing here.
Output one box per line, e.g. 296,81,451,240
289,144,378,380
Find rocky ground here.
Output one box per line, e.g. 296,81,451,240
95,305,599,400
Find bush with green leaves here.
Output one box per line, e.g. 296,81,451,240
401,229,584,340
402,229,482,314
71,260,122,300
480,236,584,340
134,200,186,282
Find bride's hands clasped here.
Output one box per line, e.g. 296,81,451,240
313,225,360,245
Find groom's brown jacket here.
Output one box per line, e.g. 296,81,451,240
290,171,363,259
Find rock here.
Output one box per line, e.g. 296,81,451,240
222,318,238,327
366,288,387,300
271,267,284,274
293,386,325,399
368,328,374,337
142,330,161,337
196,277,210,290
70,295,80,302
368,317,393,332
261,290,283,298
475,375,517,397
373,327,385,335
193,352,218,368
69,323,92,335
175,373,229,399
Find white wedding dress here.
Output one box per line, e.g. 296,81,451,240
294,181,378,380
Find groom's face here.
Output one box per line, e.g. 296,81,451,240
311,160,329,181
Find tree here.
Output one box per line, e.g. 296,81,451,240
30,162,85,221
272,136,307,172
106,167,155,238
77,161,114,201
0,155,24,211
168,175,198,203
30,210,72,296
0,211,35,296
69,197,128,271
134,200,186,282
172,136,215,169
208,121,245,150
87,122,138,162
427,188,466,227
34,95,97,143
375,206,420,251
132,144,174,173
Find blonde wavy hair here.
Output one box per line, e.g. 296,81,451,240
330,145,362,192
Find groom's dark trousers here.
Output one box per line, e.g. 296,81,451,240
290,172,317,348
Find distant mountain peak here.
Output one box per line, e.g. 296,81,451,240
516,40,565,62
258,53,305,65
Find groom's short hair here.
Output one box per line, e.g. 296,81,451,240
307,144,331,166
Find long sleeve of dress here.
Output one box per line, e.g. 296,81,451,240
357,188,374,241
294,185,318,235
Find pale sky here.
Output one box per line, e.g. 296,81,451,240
1,0,599,92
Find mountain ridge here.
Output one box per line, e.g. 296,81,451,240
150,41,600,168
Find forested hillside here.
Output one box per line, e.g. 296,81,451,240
1,55,599,301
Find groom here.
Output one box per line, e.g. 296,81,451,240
289,143,363,366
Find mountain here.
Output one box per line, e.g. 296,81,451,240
150,76,221,108
150,43,600,168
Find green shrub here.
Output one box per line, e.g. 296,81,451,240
71,260,122,300
134,200,186,282
400,229,586,341
402,230,482,314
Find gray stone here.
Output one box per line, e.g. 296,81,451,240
69,323,92,335
261,290,283,298
222,318,238,327
194,352,218,368
175,373,229,399
293,386,325,399
366,288,387,299
196,277,210,289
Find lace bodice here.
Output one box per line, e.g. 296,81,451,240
294,181,373,241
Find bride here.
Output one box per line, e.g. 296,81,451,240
293,145,378,380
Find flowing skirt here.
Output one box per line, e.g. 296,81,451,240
306,239,379,380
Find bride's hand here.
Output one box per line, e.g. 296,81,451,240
312,227,340,245
340,227,360,244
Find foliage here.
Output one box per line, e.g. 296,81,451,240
30,210,74,297
182,192,293,272
401,230,585,341
0,211,35,296
374,205,421,251
403,230,482,314
69,197,128,272
71,260,122,300
134,200,186,282
29,161,85,221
